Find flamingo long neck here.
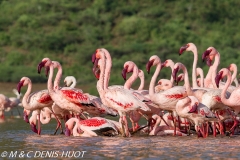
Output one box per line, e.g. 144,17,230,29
197,68,204,88
180,64,194,96
96,53,107,102
231,65,238,85
70,77,77,88
221,71,231,104
211,53,220,89
149,61,161,96
102,49,112,90
192,48,198,88
22,80,34,110
53,62,62,90
138,71,145,90
169,63,174,84
124,66,139,90
48,65,55,96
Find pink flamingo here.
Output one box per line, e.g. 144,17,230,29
92,48,150,137
176,95,217,138
17,77,54,135
146,55,189,135
215,68,240,135
0,94,13,120
161,59,175,84
227,63,239,87
65,117,119,137
38,58,118,118
179,43,202,88
202,47,236,92
196,67,204,87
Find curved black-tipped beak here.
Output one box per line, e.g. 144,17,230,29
176,75,183,85
92,52,96,64
179,45,188,55
146,59,154,74
172,66,180,83
65,125,71,136
188,103,198,113
121,67,128,81
92,58,100,79
23,110,29,123
38,60,47,74
30,123,38,134
202,49,211,62
17,80,24,94
215,71,223,88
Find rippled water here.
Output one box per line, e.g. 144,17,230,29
1,108,240,160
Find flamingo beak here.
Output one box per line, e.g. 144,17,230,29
179,45,188,55
38,60,47,74
188,103,198,113
92,58,100,79
215,71,223,88
65,125,71,136
121,65,129,81
146,59,154,74
206,57,212,67
23,110,29,123
202,49,211,62
161,61,167,69
17,80,24,94
92,51,97,64
172,66,179,83
30,123,38,134
176,75,183,85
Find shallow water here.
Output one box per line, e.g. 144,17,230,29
0,109,240,160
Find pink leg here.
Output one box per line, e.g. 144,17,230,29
213,122,216,137
37,114,41,135
123,115,130,137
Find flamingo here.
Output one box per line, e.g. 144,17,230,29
215,68,240,135
202,47,236,92
17,77,54,135
65,117,119,137
38,58,118,118
176,96,217,138
6,89,22,117
0,93,14,120
196,67,204,87
179,43,201,88
146,55,189,135
63,75,118,117
161,59,175,84
92,48,150,137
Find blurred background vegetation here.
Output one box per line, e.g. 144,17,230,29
0,0,240,95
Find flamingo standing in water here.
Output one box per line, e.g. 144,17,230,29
0,94,13,120
38,58,118,118
65,117,119,137
92,48,150,137
146,55,190,135
17,77,54,135
63,75,118,117
215,68,240,135
176,96,217,138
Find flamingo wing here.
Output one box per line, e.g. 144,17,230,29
60,88,90,104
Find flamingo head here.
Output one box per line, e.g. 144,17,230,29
176,73,184,85
92,51,97,64
227,63,235,72
161,60,168,69
188,102,198,113
23,110,29,123
215,70,224,88
122,65,129,81
17,78,26,94
38,58,51,74
65,125,71,136
179,43,190,55
30,122,38,134
202,47,217,66
172,65,180,83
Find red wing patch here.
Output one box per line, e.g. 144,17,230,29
213,96,222,103
79,118,107,127
61,90,89,103
108,98,133,109
38,94,52,104
165,94,184,99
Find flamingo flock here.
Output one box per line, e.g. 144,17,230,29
1,42,240,138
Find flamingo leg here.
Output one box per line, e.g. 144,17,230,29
37,114,41,135
160,115,169,126
213,122,217,137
